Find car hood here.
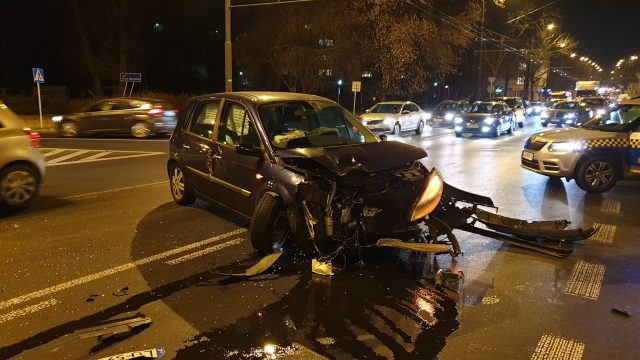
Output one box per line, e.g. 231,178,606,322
360,113,396,121
278,141,427,176
529,128,621,142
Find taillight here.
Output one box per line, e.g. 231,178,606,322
148,108,163,116
23,129,41,148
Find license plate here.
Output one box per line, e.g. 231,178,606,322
522,150,534,161
467,124,479,128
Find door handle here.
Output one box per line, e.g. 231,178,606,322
212,154,222,160
182,144,191,149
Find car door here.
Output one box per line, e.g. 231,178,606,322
93,100,121,132
109,100,138,132
78,100,114,132
400,104,413,129
211,100,265,216
180,99,227,201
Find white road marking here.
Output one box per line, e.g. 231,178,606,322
166,238,245,265
77,151,110,161
563,260,606,300
42,149,65,158
46,150,90,164
47,153,163,167
600,199,621,215
531,334,585,360
0,299,58,324
44,137,168,142
589,223,616,244
40,181,168,203
0,229,247,311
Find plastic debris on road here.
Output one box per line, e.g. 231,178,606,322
221,251,283,277
96,348,165,360
311,258,334,276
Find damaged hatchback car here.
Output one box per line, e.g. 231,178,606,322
169,92,594,261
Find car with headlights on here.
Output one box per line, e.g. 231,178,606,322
580,96,609,117
168,92,446,255
52,97,178,138
526,101,546,116
0,101,46,210
430,100,469,128
358,101,428,135
540,101,592,127
521,98,640,192
493,96,525,128
454,101,515,138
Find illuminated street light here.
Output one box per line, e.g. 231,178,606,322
546,23,555,30
631,55,639,61
559,42,566,48
570,53,576,58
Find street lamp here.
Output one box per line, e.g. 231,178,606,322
546,23,555,30
337,79,343,103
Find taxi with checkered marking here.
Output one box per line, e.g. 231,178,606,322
521,98,640,192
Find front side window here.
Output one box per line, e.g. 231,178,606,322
86,101,113,112
581,105,640,132
111,101,136,111
219,103,260,147
259,100,378,149
189,101,220,138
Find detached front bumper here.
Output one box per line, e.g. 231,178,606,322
521,145,581,178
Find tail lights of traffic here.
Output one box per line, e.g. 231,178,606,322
23,129,41,148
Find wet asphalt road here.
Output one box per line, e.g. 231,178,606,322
0,119,638,359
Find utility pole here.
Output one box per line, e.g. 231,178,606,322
225,0,232,92
474,0,486,100
523,36,533,101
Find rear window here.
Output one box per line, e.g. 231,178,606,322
0,102,26,129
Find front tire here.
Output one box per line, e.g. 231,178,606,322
250,193,290,255
415,120,424,135
0,164,41,209
455,132,462,138
392,122,401,135
493,125,500,138
61,121,79,137
575,156,618,193
169,163,196,205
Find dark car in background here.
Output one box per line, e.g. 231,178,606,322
454,101,515,138
580,96,609,117
493,96,525,128
526,101,546,116
540,101,592,127
52,98,178,138
429,100,469,128
167,91,445,255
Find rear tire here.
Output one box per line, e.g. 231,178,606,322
61,121,79,137
169,163,196,205
0,164,41,209
415,120,424,135
455,132,462,138
575,156,618,193
250,193,289,255
131,122,151,138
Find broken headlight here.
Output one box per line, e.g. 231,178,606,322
408,168,443,222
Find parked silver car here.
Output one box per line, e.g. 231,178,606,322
358,101,428,135
0,101,46,210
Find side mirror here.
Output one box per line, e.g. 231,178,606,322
401,110,410,115
236,143,263,157
379,134,388,141
365,108,371,113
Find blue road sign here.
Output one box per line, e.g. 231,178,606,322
120,72,142,82
32,68,45,83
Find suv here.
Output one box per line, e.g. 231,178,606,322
493,97,525,128
0,101,46,210
521,98,640,192
52,98,178,138
168,92,444,254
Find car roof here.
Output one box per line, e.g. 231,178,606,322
377,101,411,105
192,91,330,105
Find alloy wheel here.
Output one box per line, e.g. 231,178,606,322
131,123,151,138
171,167,185,200
1,170,37,206
61,122,78,137
585,161,614,188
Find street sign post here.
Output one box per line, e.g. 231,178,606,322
119,72,142,98
32,68,45,128
352,81,362,113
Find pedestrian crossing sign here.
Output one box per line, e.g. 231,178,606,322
32,68,45,83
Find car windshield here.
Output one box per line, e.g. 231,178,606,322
435,102,457,111
581,98,605,107
553,102,578,109
498,98,516,107
259,100,378,149
370,103,401,114
468,103,497,114
581,104,640,132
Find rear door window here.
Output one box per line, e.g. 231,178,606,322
189,101,220,139
86,101,114,112
112,101,137,111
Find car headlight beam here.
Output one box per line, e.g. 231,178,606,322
408,168,444,222
483,116,496,125
454,116,463,124
548,141,586,152
444,113,454,121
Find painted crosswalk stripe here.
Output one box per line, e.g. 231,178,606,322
531,334,584,360
600,199,621,215
166,238,245,265
42,149,65,158
47,153,162,167
80,151,110,161
563,260,606,300
46,150,90,164
0,298,58,324
0,228,247,311
589,223,616,244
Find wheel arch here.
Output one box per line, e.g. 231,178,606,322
572,149,624,180
1,160,42,179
